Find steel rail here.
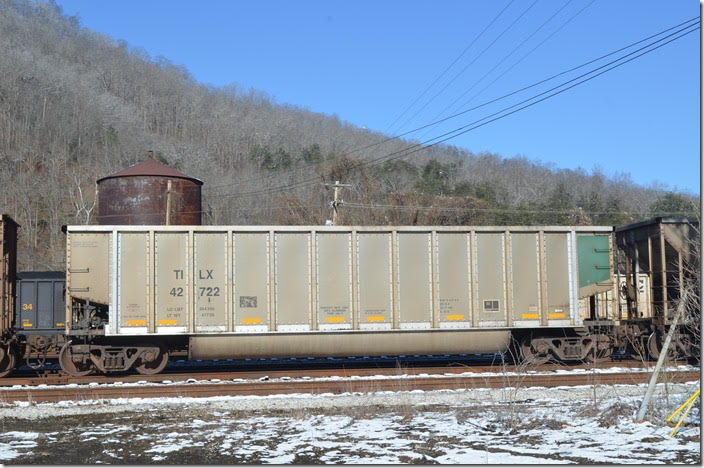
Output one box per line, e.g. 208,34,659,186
0,359,660,387
0,369,698,404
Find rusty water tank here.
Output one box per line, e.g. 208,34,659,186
97,159,203,225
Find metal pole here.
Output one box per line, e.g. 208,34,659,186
636,286,689,421
165,180,172,226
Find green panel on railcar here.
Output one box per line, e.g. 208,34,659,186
577,235,611,288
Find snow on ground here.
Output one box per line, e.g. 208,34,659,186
0,380,699,464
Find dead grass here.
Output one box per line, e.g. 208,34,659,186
597,401,636,427
576,403,601,419
515,417,569,431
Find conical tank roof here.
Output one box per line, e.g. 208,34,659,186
97,159,203,185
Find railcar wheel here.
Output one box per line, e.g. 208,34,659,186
0,345,17,378
521,341,550,366
647,332,680,361
585,335,612,363
585,347,611,363
59,343,94,377
134,348,168,375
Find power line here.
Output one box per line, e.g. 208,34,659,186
206,15,697,194
359,14,698,161
208,21,698,201
95,204,321,218
443,0,598,126
391,0,540,135
359,21,699,179
344,202,698,216
214,22,698,201
415,0,583,141
383,0,516,134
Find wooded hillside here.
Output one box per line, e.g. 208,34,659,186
0,0,698,269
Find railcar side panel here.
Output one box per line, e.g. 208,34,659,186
194,232,227,332
476,232,506,326
274,233,311,331
356,233,392,330
436,233,471,328
511,232,541,326
397,232,432,329
544,233,571,325
577,234,613,297
155,232,189,333
117,232,149,333
315,233,352,330
233,233,270,332
36,282,54,329
67,232,110,306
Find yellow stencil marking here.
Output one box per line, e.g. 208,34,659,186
56,323,65,327
446,314,465,321
242,317,262,324
23,323,33,328
521,313,539,319
158,319,178,326
366,315,385,322
549,313,566,319
325,316,345,323
127,319,147,326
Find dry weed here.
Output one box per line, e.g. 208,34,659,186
597,401,636,427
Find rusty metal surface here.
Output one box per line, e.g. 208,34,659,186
0,215,18,336
97,160,202,226
615,217,699,320
97,176,202,225
0,366,698,403
97,159,202,184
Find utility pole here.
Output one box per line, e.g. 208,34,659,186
324,180,351,225
636,286,690,421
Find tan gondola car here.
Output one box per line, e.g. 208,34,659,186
64,224,615,362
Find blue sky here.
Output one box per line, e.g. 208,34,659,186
55,0,700,194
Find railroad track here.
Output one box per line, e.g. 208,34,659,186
0,363,698,404
0,358,662,386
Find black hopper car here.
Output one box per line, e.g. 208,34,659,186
14,271,67,369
